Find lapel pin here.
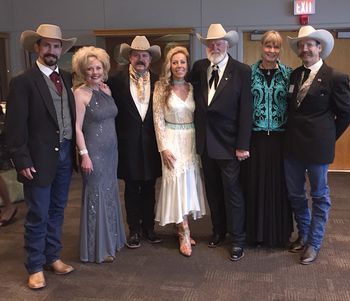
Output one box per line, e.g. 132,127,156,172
225,77,228,81
317,78,322,82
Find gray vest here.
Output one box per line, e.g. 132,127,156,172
44,74,73,141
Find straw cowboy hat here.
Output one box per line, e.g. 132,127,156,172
20,24,77,54
196,23,239,48
287,25,334,59
119,36,161,62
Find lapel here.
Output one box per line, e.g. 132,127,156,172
199,60,210,106
210,56,234,105
143,71,157,123
120,69,142,122
60,69,76,122
31,65,58,126
306,63,328,97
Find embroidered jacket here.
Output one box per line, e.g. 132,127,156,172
251,60,292,132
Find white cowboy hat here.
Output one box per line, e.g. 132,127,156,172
196,23,239,48
20,24,77,54
287,25,334,59
119,36,161,62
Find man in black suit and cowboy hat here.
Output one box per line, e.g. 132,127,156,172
6,24,77,289
108,36,162,249
190,24,253,261
285,25,350,265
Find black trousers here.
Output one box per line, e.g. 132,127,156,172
124,179,156,234
201,152,245,247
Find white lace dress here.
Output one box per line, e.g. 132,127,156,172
153,83,206,226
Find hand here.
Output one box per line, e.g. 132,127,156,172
99,82,111,96
81,155,94,175
19,167,37,180
161,149,176,170
236,149,250,162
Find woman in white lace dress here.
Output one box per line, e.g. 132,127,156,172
153,46,206,257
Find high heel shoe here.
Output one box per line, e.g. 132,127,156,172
177,222,192,257
173,224,196,246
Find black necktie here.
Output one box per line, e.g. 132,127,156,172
301,66,311,85
50,71,63,96
209,65,219,89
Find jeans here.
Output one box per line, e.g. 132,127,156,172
24,139,72,274
284,156,331,251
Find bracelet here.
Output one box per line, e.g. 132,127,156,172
79,149,88,156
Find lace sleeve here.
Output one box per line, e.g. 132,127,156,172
153,82,168,152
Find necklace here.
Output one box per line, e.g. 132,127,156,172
260,62,278,76
173,79,185,85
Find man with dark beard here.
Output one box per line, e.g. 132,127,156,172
190,24,252,261
6,24,77,289
108,36,162,248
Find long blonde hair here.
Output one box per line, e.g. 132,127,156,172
158,46,189,107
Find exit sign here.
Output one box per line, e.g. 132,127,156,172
294,0,315,15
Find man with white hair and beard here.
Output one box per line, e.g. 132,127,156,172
190,24,252,261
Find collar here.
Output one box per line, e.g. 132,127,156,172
36,60,59,77
304,59,323,73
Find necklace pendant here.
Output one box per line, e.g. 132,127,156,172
267,70,270,76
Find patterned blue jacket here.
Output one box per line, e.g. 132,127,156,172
251,60,292,132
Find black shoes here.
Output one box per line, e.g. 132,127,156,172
289,237,305,253
126,233,141,249
127,230,162,248
208,233,226,248
143,229,163,244
300,245,319,265
230,246,244,261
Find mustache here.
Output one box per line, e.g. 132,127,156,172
44,54,58,60
135,61,146,66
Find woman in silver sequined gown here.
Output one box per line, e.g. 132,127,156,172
73,47,126,263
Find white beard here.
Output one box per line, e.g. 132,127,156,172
206,50,226,65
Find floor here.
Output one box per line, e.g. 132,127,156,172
0,172,349,301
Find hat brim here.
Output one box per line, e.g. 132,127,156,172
196,30,239,48
20,30,77,54
119,43,161,62
287,29,334,59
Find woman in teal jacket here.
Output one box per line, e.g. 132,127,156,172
241,31,293,247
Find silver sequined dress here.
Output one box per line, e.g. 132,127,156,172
80,89,126,263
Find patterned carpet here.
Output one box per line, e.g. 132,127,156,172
0,172,349,301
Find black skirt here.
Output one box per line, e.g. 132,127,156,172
240,131,293,247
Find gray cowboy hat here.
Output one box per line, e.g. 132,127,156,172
20,24,77,54
287,25,334,59
119,36,161,62
196,23,239,48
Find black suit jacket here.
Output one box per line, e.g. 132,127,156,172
285,63,350,164
5,65,76,186
108,68,161,181
190,56,253,159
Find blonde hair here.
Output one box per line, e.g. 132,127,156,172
72,46,110,89
261,30,283,48
158,46,189,107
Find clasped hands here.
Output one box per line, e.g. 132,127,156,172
236,149,250,162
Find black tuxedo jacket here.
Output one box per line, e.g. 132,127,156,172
285,63,350,164
190,56,253,159
5,64,76,186
108,68,161,181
